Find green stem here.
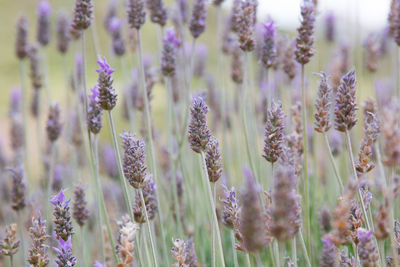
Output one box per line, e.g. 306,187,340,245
17,211,26,266
255,253,263,267
138,189,159,267
245,253,251,267
80,226,86,267
212,183,216,267
19,61,28,176
200,151,226,267
230,231,239,267
90,134,119,263
299,231,311,267
107,111,133,217
292,237,297,267
44,143,56,223
323,133,344,194
388,168,400,267
137,29,169,264
301,64,311,257
278,242,285,267
10,255,13,267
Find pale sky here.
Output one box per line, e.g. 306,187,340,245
225,0,391,33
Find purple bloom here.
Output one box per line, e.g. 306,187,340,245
87,86,103,134
108,17,123,34
162,27,181,46
37,1,51,16
10,87,22,116
54,237,76,266
189,0,207,38
96,57,115,75
161,27,180,76
262,19,276,39
51,190,74,241
37,1,51,46
50,190,69,206
94,261,105,267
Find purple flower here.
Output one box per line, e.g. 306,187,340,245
108,17,123,34
94,261,106,267
87,86,103,134
37,1,51,16
10,87,22,116
96,57,115,75
161,28,180,76
54,237,76,266
37,1,51,46
53,237,72,254
50,190,69,206
163,27,181,46
262,19,276,39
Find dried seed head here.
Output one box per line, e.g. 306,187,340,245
121,131,150,189
237,0,256,52
355,132,375,174
127,0,146,30
51,190,74,241
146,0,168,26
325,11,335,42
334,70,358,132
28,44,43,90
133,177,158,223
205,137,223,182
239,168,266,252
263,100,285,163
314,72,332,133
28,216,50,266
36,1,51,46
171,238,199,267
374,199,390,240
320,235,339,267
10,166,26,211
295,1,315,65
0,224,20,257
116,216,139,266
161,28,180,77
358,229,379,267
15,14,29,59
54,237,76,267
72,184,89,227
189,0,207,38
270,166,302,242
96,57,117,110
71,0,93,31
46,103,62,142
57,12,71,54
87,86,104,134
188,96,211,153
261,19,277,69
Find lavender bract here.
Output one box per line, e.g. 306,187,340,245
188,96,211,153
96,57,117,111
263,100,285,163
51,190,74,241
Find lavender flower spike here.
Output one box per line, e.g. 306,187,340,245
28,216,50,266
87,86,103,134
37,1,51,46
320,235,338,267
51,190,74,241
146,0,168,26
237,0,256,52
56,12,71,54
127,0,146,30
314,72,332,133
261,18,277,69
96,56,117,111
10,166,26,211
295,1,315,65
205,137,223,183
46,103,62,143
334,70,358,132
189,0,207,38
94,262,106,267
188,96,211,153
54,237,77,267
121,131,150,189
71,0,93,31
161,27,180,77
72,184,90,227
357,229,379,266
109,17,126,56
15,14,29,59
263,100,285,163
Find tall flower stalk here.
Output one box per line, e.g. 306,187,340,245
295,0,315,254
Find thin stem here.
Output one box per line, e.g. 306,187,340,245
354,243,359,267
278,242,285,267
266,68,271,110
80,226,87,267
44,143,56,222
107,111,133,217
138,189,159,267
200,151,226,267
230,231,239,267
397,46,399,98
299,231,311,267
292,237,297,267
19,61,28,175
90,18,100,57
81,31,89,117
137,29,169,264
378,240,385,267
245,253,251,267
374,143,387,187
17,211,26,265
323,133,344,194
10,255,13,267
255,253,263,267
274,241,280,267
90,134,119,263
301,64,311,256
388,168,400,267
212,183,216,267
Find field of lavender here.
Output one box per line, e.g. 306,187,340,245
1,0,399,266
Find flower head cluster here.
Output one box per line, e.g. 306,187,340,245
295,1,315,65
87,86,103,134
263,100,285,163
54,237,76,267
237,0,256,52
188,96,211,153
28,44,43,91
71,0,93,31
36,1,51,46
56,12,71,54
261,19,277,69
205,137,222,183
46,103,62,142
96,57,117,111
51,190,74,241
357,229,379,266
171,238,198,267
73,184,89,227
133,177,158,223
10,166,26,211
146,0,168,26
121,131,150,189
320,236,338,267
116,216,139,266
127,0,146,30
189,0,207,38
109,17,126,56
325,12,335,42
334,70,358,132
0,224,20,257
28,216,50,266
161,28,180,77
314,72,332,133
15,14,29,59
